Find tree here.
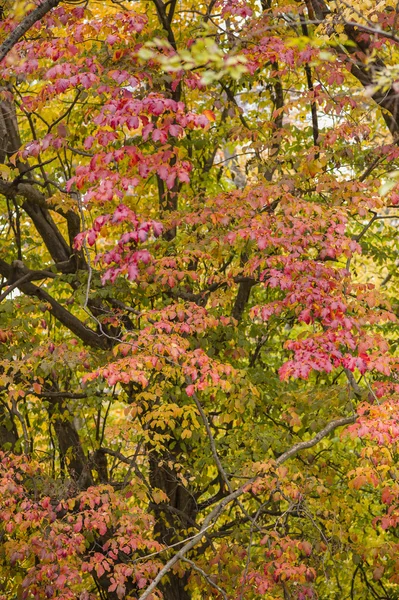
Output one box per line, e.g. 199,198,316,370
1,0,399,598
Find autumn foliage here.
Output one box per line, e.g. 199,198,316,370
1,0,399,598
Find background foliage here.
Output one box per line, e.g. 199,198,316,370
1,0,399,598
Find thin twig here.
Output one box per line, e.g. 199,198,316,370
182,558,229,600
190,384,263,532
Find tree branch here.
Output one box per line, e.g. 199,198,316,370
0,261,58,302
139,414,356,599
150,0,177,50
0,0,62,63
308,0,399,135
181,558,229,600
0,259,108,349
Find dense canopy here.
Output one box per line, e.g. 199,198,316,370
1,0,399,598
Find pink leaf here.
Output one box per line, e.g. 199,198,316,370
128,263,139,280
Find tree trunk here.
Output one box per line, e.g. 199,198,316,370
0,403,18,450
149,450,198,600
48,398,93,490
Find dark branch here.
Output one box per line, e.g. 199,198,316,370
0,259,108,349
0,0,62,63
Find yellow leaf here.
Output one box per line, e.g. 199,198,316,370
0,164,11,180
